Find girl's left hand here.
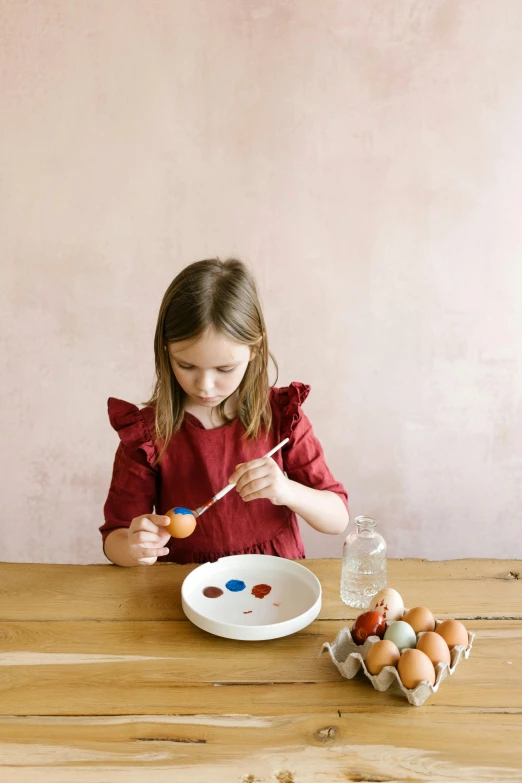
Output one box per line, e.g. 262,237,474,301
229,458,292,506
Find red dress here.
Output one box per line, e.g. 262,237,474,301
101,382,348,564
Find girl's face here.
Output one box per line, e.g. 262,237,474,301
167,327,254,409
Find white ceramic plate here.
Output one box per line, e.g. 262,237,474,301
181,554,322,640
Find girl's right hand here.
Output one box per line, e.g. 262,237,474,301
128,514,171,565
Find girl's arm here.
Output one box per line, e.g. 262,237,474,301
280,481,348,535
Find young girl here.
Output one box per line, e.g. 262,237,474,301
100,258,349,567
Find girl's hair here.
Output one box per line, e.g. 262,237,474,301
145,258,278,461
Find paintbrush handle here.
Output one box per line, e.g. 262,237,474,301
195,437,290,517
262,437,290,460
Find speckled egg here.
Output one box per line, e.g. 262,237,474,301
370,588,404,622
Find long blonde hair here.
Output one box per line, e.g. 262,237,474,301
145,258,278,461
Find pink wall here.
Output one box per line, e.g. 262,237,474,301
1,1,521,563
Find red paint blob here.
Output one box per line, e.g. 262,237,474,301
252,583,272,599
203,586,223,598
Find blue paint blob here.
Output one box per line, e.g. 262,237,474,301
173,507,193,515
225,579,246,592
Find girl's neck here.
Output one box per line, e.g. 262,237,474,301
183,392,239,430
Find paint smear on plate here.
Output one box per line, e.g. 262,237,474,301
243,610,252,614
225,580,246,592
252,584,272,599
202,586,223,598
273,602,280,607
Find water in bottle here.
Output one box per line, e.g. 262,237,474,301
341,515,387,608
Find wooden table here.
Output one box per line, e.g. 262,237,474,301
1,559,521,782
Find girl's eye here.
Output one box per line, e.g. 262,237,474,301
176,364,234,373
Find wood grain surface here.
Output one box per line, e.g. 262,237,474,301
0,559,521,782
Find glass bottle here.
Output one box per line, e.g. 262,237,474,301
340,515,387,608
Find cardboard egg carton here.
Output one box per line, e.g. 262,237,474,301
321,616,475,706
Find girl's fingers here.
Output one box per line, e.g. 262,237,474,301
131,545,170,558
152,515,171,527
133,516,169,535
144,514,171,528
229,458,267,484
136,542,169,552
132,531,160,544
234,466,270,493
238,477,272,499
132,518,159,534
241,488,272,502
136,549,169,564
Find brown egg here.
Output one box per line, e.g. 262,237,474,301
365,640,400,675
397,649,436,690
403,606,436,634
416,631,451,667
435,619,468,649
165,508,197,539
350,611,387,645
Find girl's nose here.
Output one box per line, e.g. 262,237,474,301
196,372,214,394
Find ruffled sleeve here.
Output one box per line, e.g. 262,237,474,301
276,382,311,440
100,398,159,546
107,398,157,468
273,383,348,510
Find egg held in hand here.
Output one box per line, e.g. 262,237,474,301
350,611,387,645
397,648,436,689
365,639,401,675
165,507,197,539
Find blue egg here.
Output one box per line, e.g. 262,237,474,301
384,620,417,650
